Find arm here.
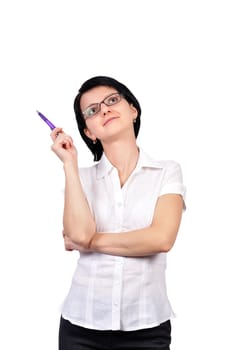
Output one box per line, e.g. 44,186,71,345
51,128,96,245
63,162,96,245
88,194,184,256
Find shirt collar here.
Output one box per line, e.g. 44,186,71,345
96,153,114,179
96,148,163,179
136,148,164,171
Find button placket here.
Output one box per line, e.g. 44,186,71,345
111,169,124,228
111,257,124,330
110,169,124,329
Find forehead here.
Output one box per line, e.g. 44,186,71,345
80,86,118,109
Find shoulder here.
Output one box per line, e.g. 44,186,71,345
78,163,98,183
140,149,185,192
139,148,182,170
157,159,181,169
79,163,98,174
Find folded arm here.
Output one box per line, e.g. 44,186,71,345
67,193,184,256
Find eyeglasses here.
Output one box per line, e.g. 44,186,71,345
82,92,122,119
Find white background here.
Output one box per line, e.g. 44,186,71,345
0,0,231,349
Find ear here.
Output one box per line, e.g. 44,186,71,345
130,104,138,119
84,128,97,142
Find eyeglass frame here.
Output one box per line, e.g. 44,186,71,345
82,92,122,120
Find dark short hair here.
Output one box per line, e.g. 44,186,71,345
73,76,141,161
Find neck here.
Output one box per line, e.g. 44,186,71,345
102,138,139,186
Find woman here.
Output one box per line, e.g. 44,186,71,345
51,76,186,350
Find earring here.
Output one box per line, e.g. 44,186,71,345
93,139,97,144
133,119,137,123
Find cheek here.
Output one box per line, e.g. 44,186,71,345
84,126,95,139
84,120,101,139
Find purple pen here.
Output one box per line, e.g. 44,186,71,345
36,110,56,130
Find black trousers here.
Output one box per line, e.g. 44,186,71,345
59,316,171,350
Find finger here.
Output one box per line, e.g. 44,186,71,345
55,132,72,144
64,242,73,251
60,135,74,149
51,133,72,151
64,237,74,251
50,127,63,141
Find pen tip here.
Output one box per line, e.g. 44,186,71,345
36,110,43,117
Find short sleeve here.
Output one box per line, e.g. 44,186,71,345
159,161,186,209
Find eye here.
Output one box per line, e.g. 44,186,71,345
105,94,121,105
85,104,99,118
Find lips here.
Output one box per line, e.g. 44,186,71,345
103,117,119,126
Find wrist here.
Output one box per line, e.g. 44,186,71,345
63,160,78,173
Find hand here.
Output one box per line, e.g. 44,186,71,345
63,235,78,251
50,127,78,164
62,230,90,253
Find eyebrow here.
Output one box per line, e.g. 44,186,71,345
83,91,118,110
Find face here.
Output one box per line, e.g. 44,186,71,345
80,86,138,143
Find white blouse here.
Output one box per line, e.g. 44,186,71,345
61,148,186,331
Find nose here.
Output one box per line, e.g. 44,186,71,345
100,102,110,116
